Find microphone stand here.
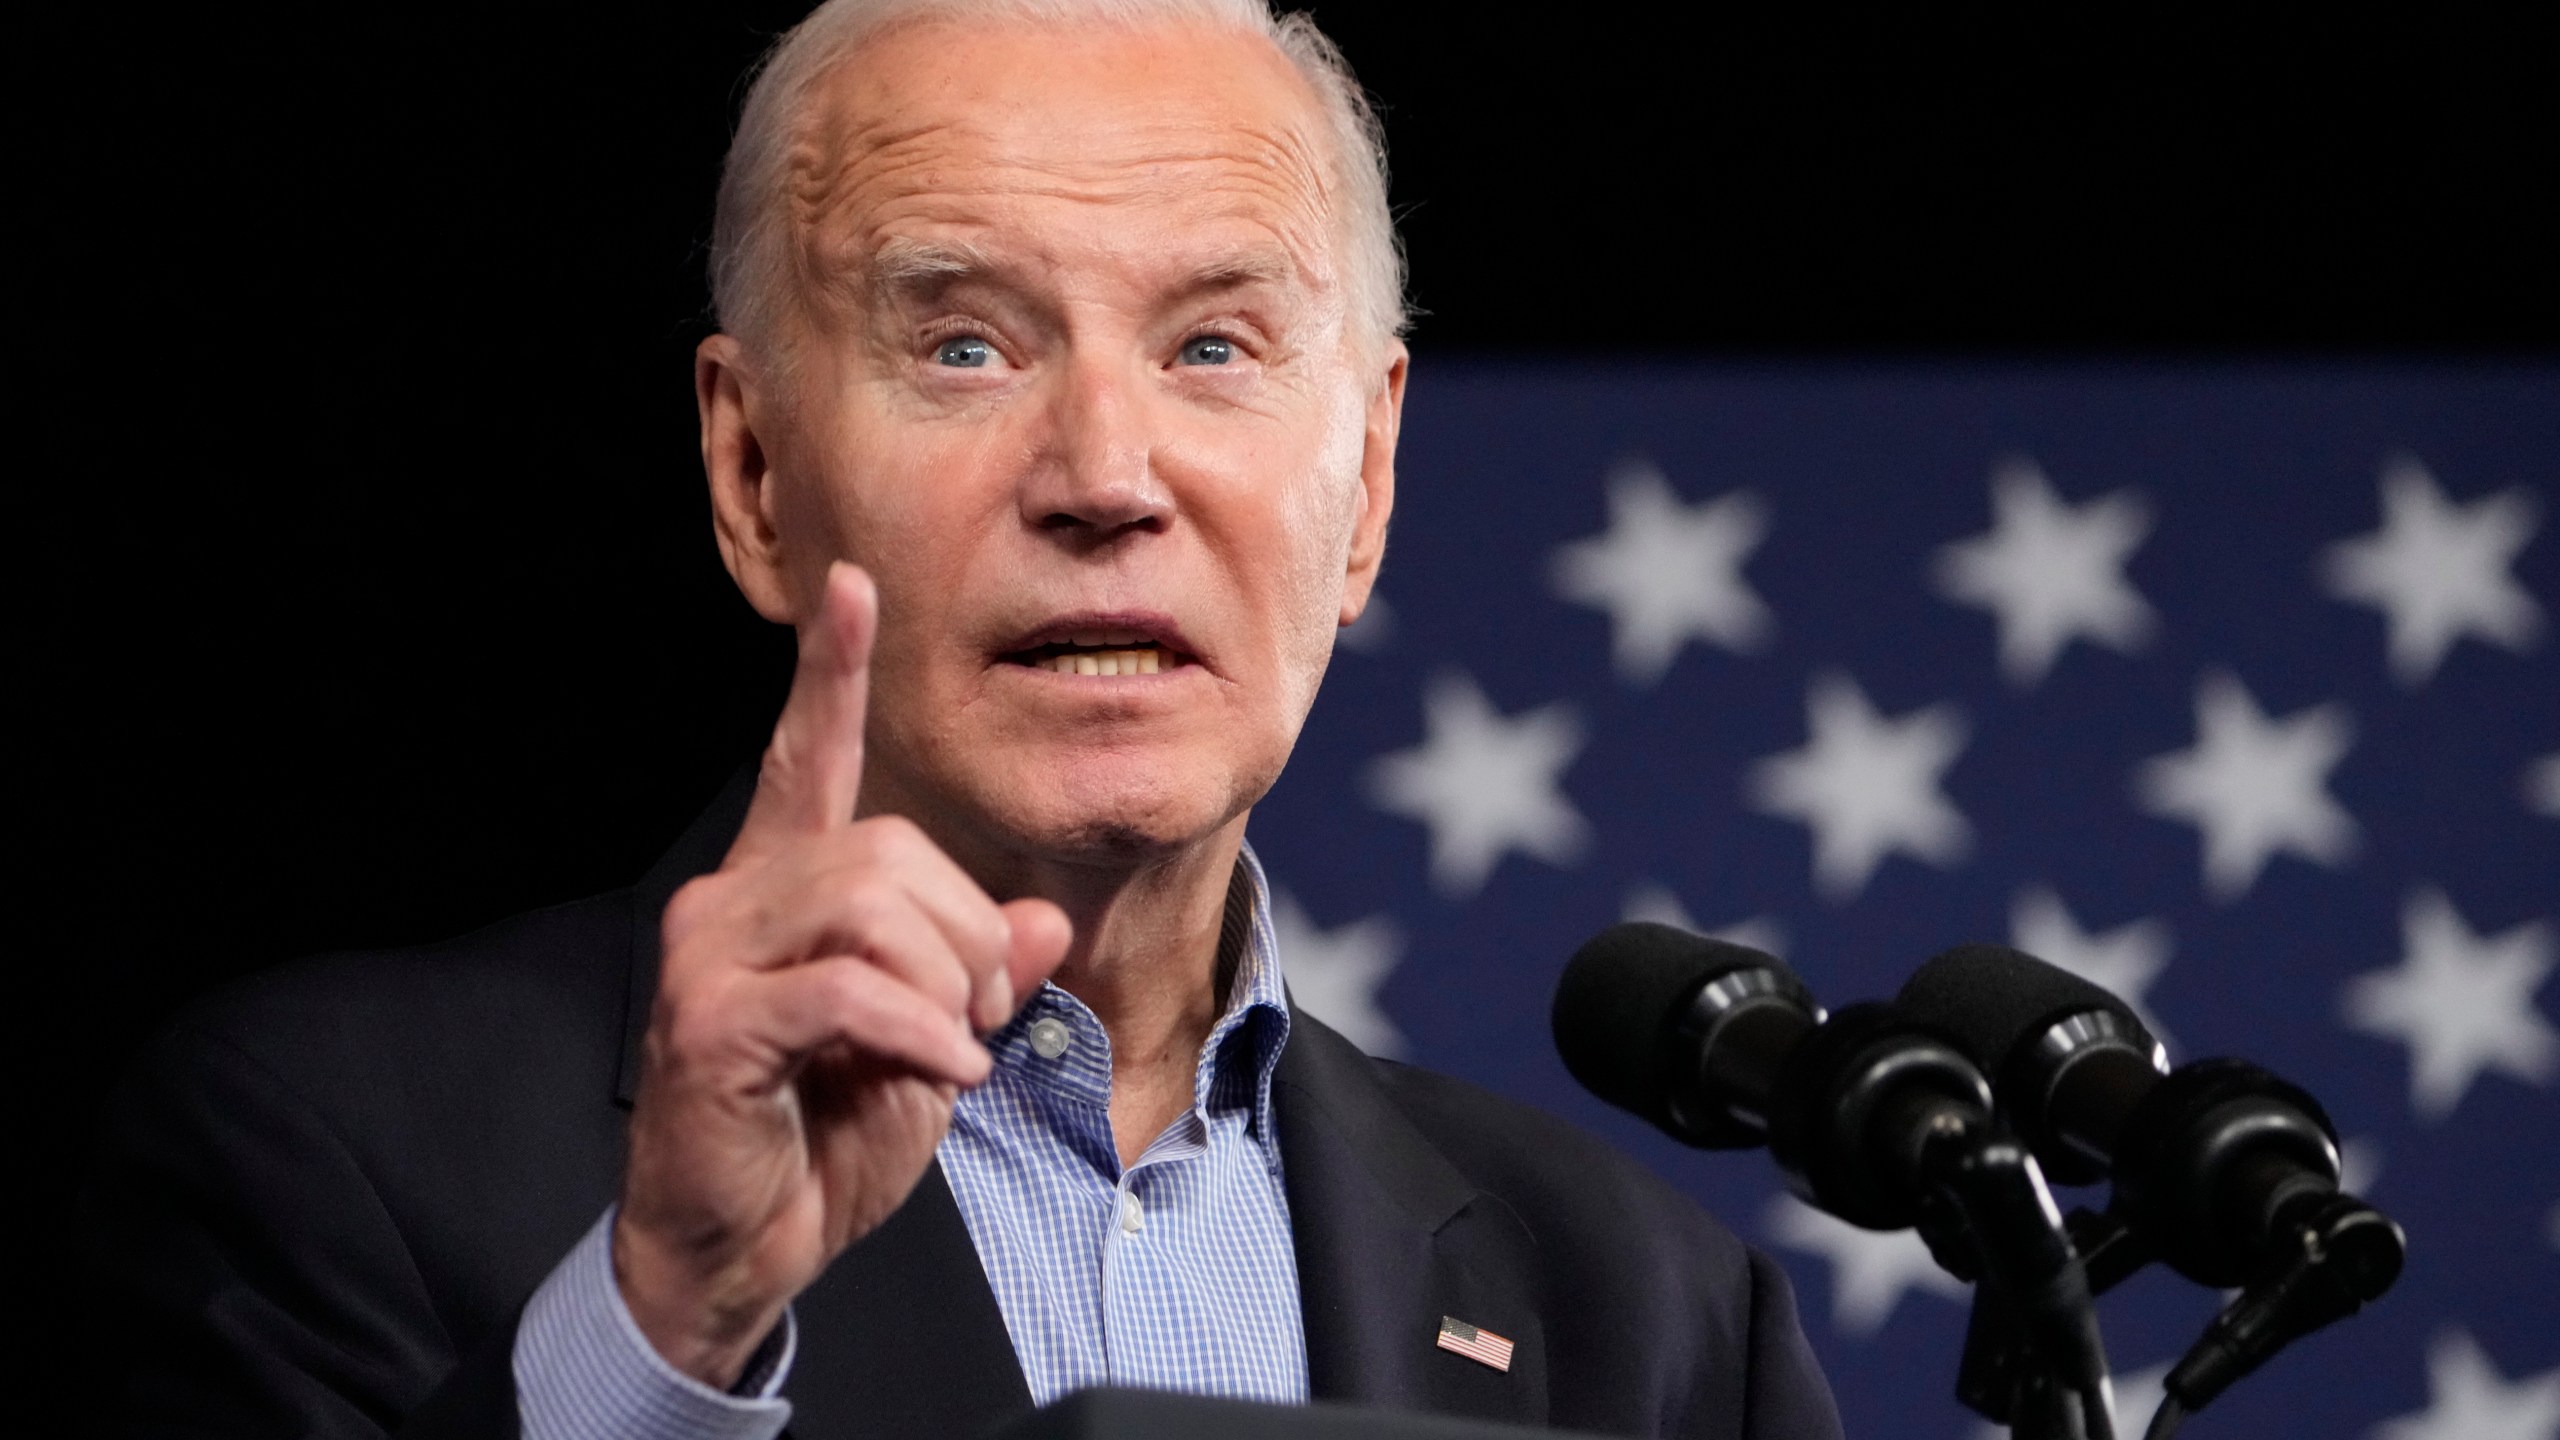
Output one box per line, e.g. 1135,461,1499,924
1901,1108,2115,1440
1754,1004,2116,1440
1962,1191,2402,1438
2133,1191,2403,1438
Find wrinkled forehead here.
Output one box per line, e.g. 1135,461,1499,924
782,17,1346,311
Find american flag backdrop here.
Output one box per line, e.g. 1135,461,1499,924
1242,363,2559,1440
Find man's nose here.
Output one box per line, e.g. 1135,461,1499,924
1018,354,1172,539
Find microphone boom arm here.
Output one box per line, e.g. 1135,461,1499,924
1903,1100,2115,1440
1762,1005,2115,1440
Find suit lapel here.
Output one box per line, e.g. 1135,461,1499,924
784,1160,1034,1438
610,770,1030,1438
1276,1016,1548,1428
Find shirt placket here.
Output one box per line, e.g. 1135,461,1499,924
1100,1089,1216,1383
1006,991,1127,1385
978,962,1294,1398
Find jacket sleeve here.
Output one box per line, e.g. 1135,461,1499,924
1739,1247,1845,1440
83,1025,524,1439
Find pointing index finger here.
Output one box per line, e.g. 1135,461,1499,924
730,562,877,864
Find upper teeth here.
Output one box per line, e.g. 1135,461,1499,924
1037,647,1163,675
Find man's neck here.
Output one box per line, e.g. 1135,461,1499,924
999,826,1250,1168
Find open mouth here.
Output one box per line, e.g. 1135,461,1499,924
999,627,1197,676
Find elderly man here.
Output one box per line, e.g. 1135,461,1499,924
89,2,1841,1437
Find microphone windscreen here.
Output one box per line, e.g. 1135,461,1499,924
1896,943,2149,1076
1551,922,1788,1122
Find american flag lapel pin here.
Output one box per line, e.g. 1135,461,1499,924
1435,1315,1515,1373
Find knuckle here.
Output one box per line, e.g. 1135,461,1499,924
651,986,727,1059
917,953,972,1009
832,886,897,945
853,813,925,859
661,875,724,941
815,963,880,1028
759,732,809,787
835,826,884,870
753,746,797,807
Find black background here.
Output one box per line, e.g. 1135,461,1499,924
25,0,2557,1390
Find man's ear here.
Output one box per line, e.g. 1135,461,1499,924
1340,340,1407,626
698,333,801,624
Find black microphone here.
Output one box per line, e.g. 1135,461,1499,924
1555,923,2117,1439
1898,944,2405,1432
1896,944,2401,1292
1553,921,2003,1223
1550,920,1822,1150
1553,922,2059,1230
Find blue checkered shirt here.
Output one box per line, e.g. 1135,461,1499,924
515,846,1306,1438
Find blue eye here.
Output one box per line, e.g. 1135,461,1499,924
935,336,993,368
1176,335,1235,367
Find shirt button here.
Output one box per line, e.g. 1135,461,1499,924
1118,1193,1144,1234
1028,1017,1072,1059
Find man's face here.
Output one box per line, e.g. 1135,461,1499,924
710,17,1402,874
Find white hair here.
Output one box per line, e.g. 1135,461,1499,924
708,0,1408,364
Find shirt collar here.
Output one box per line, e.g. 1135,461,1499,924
1199,840,1292,1135
980,842,1293,1138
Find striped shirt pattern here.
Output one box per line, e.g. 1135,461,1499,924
517,1209,795,1440
938,843,1308,1406
513,843,1305,1437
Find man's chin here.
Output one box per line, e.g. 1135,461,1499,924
1024,816,1198,866
966,762,1261,870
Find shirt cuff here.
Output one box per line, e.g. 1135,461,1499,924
515,1208,797,1440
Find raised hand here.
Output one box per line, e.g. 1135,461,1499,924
613,562,1072,1386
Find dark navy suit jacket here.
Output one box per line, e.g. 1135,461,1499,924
85,773,1843,1439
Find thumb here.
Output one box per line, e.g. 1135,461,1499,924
999,899,1074,999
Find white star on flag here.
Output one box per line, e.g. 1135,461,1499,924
2369,1329,2560,1440
1267,889,1405,1057
2136,670,2357,902
1933,458,2158,687
1366,671,1590,897
1749,672,1971,901
1551,459,1773,686
2342,887,2557,1123
2321,455,2544,687
2010,885,2174,1051
2528,753,2560,818
1765,1194,1967,1337
1621,882,1789,959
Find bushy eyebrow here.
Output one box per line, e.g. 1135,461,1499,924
866,237,1000,298
1176,250,1293,296
862,235,1299,311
